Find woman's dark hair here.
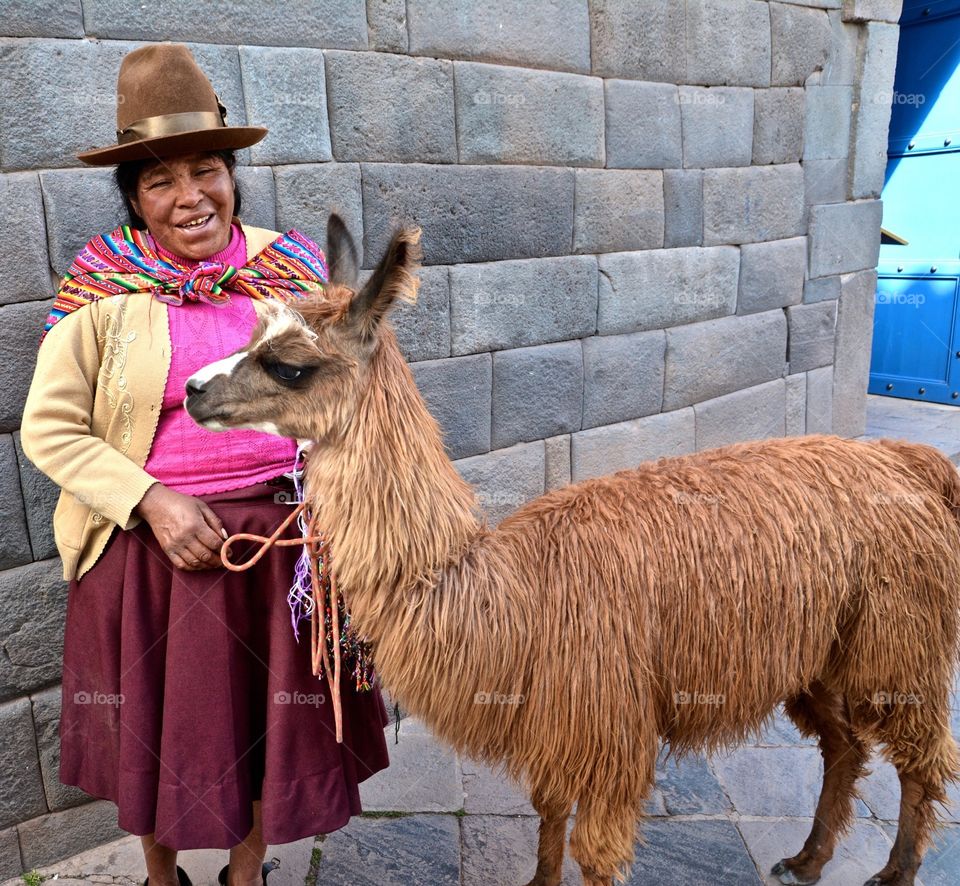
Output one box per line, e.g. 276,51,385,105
114,148,242,229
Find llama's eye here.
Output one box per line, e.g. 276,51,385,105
267,361,303,382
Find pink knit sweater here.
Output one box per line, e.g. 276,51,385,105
143,224,297,494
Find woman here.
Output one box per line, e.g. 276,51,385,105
20,43,390,886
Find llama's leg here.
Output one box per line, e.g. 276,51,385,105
568,792,642,886
863,718,958,885
521,789,573,886
772,686,870,885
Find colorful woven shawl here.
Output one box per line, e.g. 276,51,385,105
42,225,328,342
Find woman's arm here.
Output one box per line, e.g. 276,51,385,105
20,304,159,530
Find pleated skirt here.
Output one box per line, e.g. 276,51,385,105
58,479,390,849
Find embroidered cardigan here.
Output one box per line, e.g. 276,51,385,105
20,223,283,581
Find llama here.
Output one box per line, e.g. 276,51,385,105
185,215,960,886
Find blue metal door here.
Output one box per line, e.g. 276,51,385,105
869,2,960,404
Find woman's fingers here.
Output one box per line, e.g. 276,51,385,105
198,501,227,542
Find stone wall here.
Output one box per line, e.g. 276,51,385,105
0,0,902,873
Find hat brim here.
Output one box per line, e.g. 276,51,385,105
76,125,269,166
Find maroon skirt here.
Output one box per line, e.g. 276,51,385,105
59,480,390,850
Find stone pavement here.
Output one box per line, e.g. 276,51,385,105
862,393,960,463
7,695,960,886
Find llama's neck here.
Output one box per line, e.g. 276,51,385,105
304,335,481,634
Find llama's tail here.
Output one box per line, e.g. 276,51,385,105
875,437,960,520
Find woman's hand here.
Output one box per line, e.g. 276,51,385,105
135,482,227,571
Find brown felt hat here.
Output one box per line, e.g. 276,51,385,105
76,43,267,165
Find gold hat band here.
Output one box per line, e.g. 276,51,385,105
117,111,226,145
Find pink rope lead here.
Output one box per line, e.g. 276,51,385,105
220,503,345,744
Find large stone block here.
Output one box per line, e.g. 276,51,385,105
449,255,597,355
679,87,754,169
605,80,682,169
786,373,807,435
832,269,877,436
804,84,854,161
456,62,603,167
411,354,491,460
770,3,831,85
582,331,665,429
842,0,903,22
2,0,82,36
366,0,409,52
387,265,451,363
0,697,46,829
492,341,583,448
573,170,664,254
694,379,787,450
17,799,126,870
851,23,900,198
0,174,53,305
808,200,883,278
327,51,455,164
361,163,574,267
0,435,31,569
571,409,696,482
406,0,591,73
822,9,860,86
597,246,739,335
753,88,805,166
737,237,807,314
806,365,834,433
804,157,849,207
663,170,703,248
589,0,686,82
804,274,842,304
234,166,277,232
12,433,58,563
82,0,366,46
239,47,331,166
0,301,51,434
663,311,788,410
39,168,128,277
703,164,805,245
454,441,545,525
686,0,772,87
30,686,89,812
0,558,68,700
273,163,363,265
0,40,127,171
788,301,838,372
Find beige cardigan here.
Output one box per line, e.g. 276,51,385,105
20,223,283,581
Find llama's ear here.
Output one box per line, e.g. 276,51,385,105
347,226,422,342
325,213,359,288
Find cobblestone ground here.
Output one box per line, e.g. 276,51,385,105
8,396,960,886
6,693,959,886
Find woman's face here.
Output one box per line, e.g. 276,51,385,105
130,152,235,260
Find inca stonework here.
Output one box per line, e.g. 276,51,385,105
0,0,902,873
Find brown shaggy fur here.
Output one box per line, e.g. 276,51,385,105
185,217,960,886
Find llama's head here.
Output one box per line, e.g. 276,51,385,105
184,214,422,444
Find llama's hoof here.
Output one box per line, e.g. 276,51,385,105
771,860,820,885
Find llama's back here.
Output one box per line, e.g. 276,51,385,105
497,434,960,762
